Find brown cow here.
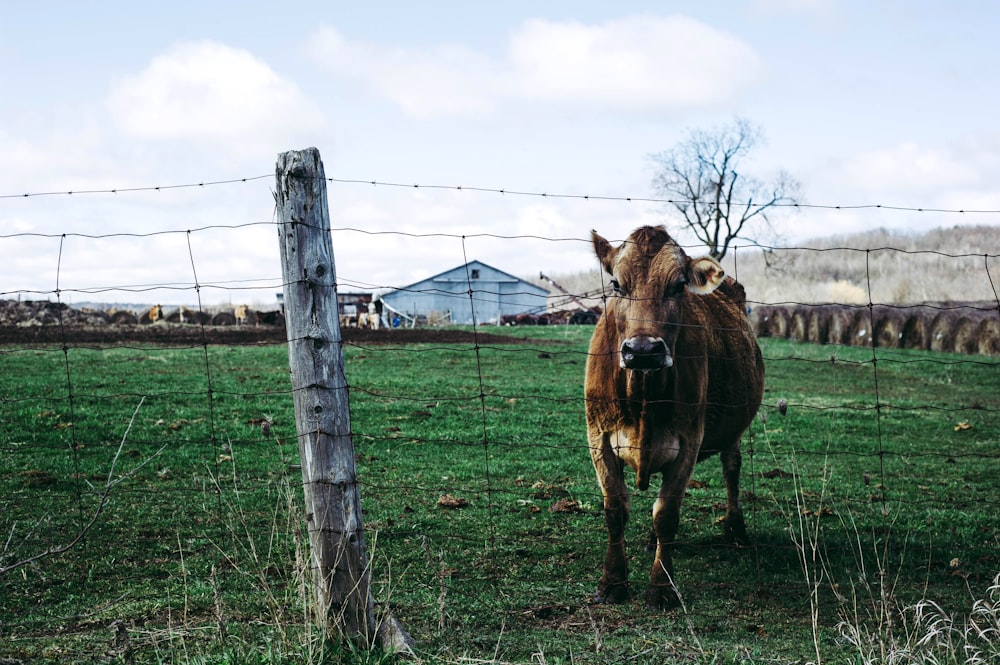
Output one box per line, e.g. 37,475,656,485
140,304,163,324
585,225,764,608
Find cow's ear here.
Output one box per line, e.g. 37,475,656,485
591,230,616,275
686,256,725,295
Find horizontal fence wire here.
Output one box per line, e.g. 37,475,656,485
1,173,999,661
6,173,1000,215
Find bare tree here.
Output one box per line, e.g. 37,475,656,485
650,117,799,261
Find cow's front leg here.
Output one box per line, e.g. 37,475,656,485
647,454,695,609
591,431,630,604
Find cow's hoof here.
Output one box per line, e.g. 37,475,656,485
723,518,749,547
594,584,630,604
728,533,750,548
645,584,681,610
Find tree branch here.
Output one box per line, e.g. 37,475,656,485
648,116,800,260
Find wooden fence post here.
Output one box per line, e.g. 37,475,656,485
274,148,413,651
275,147,372,641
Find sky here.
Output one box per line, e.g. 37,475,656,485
2,0,999,307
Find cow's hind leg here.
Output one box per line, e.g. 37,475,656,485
591,432,630,604
720,442,748,546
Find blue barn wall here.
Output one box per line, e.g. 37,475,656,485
380,261,549,325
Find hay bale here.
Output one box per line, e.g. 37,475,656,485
212,311,237,326
82,309,111,325
952,317,980,355
872,306,904,349
110,310,138,325
257,310,285,327
767,306,791,339
928,311,956,352
789,307,809,343
900,308,931,350
977,316,1000,356
825,306,855,345
189,310,212,325
163,308,207,324
753,305,774,337
846,308,873,347
747,304,762,333
807,306,831,344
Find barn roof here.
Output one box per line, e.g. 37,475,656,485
384,260,548,293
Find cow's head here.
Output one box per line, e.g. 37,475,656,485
592,226,725,371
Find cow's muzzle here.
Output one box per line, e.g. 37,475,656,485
620,336,672,370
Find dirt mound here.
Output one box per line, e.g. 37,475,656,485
0,299,533,347
0,321,525,346
0,299,537,346
0,300,111,327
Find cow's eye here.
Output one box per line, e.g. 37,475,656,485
610,279,621,293
666,278,688,298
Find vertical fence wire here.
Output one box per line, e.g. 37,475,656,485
733,244,765,591
864,250,890,526
2,177,1000,659
53,232,86,621
460,234,502,597
986,253,1000,315
184,229,223,518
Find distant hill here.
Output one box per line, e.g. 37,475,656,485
70,301,155,312
528,225,1000,306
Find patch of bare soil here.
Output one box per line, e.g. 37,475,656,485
0,324,525,346
343,328,526,345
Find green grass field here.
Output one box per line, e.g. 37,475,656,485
1,327,998,664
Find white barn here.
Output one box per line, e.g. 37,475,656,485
379,260,549,325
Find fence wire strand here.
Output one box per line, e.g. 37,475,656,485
2,172,999,659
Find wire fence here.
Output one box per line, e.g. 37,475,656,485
1,172,999,661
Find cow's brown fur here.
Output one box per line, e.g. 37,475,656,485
585,225,764,608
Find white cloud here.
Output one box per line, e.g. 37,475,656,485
306,15,763,118
508,16,763,111
510,204,574,238
840,142,980,194
822,139,1000,217
0,118,121,194
106,41,324,145
307,27,497,118
784,135,1000,242
751,0,840,16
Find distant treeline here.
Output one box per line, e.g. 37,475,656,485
532,225,1000,307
